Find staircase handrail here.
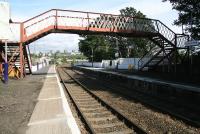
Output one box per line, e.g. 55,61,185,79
157,20,176,35
176,34,190,48
23,9,55,23
138,44,160,69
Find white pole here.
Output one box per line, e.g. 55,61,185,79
5,40,8,63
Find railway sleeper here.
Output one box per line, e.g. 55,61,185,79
93,122,131,133
88,116,119,125
84,111,112,118
79,104,102,109
80,107,106,113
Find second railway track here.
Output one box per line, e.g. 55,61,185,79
57,67,147,134
71,67,200,128
64,66,200,133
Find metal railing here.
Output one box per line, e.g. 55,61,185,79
21,9,189,44
138,43,161,70
20,9,189,45
21,9,160,42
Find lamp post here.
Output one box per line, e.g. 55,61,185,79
127,44,134,58
91,47,94,67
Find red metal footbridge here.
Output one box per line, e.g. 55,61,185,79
0,9,189,78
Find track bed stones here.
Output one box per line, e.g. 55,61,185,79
67,67,200,133
57,67,145,134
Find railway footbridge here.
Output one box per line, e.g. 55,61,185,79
0,9,189,78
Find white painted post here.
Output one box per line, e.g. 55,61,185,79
5,40,7,63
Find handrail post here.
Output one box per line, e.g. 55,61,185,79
27,45,32,68
156,20,159,33
20,23,25,78
134,18,137,31
175,34,177,48
87,12,89,30
111,15,114,32
20,23,24,43
55,9,58,29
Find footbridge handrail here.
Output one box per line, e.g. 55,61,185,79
19,9,189,48
20,9,162,43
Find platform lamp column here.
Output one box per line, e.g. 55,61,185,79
3,39,8,83
115,38,120,70
174,34,177,73
91,47,94,67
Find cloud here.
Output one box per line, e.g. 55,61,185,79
105,0,182,33
29,34,81,53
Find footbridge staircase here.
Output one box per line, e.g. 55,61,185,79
1,9,189,78
0,43,32,78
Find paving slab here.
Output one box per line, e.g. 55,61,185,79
26,118,71,134
26,65,80,134
32,65,56,75
29,99,65,123
38,88,61,100
44,77,58,83
41,83,60,90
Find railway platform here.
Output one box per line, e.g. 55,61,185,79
74,66,200,106
26,65,80,134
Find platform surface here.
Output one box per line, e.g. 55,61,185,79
78,66,200,93
26,65,80,134
32,65,56,75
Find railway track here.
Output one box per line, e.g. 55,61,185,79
57,67,147,134
70,67,200,128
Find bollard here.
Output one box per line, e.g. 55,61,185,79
3,63,8,84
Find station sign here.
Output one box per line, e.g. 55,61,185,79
185,40,200,47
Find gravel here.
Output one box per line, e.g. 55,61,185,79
70,68,200,134
0,75,45,134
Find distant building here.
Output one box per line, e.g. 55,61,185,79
70,51,81,55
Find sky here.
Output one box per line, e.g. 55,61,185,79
7,0,182,53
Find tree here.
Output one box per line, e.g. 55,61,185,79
116,7,153,57
79,35,115,61
61,56,67,63
163,0,200,39
79,7,154,61
120,7,146,18
101,7,153,58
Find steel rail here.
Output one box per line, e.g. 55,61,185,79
72,67,200,128
59,67,147,134
56,67,96,134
